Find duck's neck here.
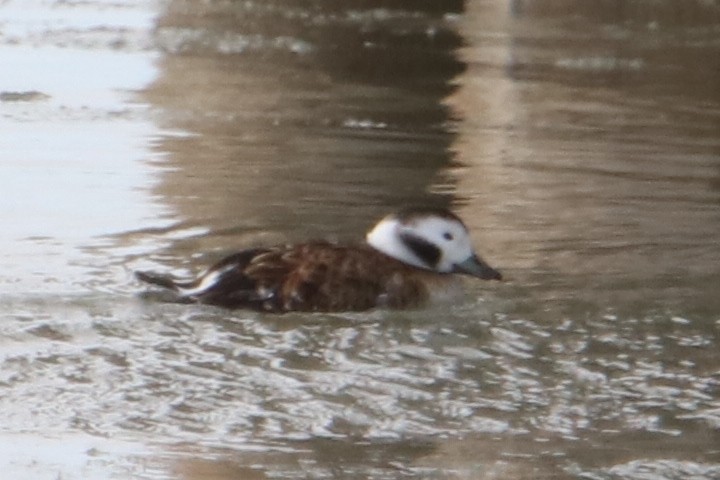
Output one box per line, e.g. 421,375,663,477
365,218,429,270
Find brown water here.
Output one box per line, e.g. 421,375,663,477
1,0,719,478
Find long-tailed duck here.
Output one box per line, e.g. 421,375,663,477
136,208,501,312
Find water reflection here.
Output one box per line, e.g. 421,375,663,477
449,0,720,314
0,0,162,295
141,0,467,264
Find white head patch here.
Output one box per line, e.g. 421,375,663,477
366,211,476,272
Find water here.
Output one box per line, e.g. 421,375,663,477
1,0,719,478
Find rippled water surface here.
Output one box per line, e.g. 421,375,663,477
2,0,719,478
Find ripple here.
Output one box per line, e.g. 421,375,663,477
603,460,720,480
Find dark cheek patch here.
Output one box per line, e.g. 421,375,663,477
399,232,441,269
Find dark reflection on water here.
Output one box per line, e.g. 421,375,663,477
141,0,467,259
2,0,720,479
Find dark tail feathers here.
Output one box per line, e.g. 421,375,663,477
135,271,182,291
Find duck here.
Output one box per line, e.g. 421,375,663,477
135,207,501,312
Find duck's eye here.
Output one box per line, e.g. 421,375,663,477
443,232,454,241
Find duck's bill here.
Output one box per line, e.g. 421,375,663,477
453,255,502,280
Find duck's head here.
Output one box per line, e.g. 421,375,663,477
366,208,502,280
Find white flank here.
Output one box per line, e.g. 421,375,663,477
178,264,236,296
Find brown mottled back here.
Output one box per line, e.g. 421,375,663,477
194,242,435,312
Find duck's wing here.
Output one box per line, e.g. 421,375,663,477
138,243,427,312
178,248,283,309
135,248,274,307
266,243,387,312
202,243,399,312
